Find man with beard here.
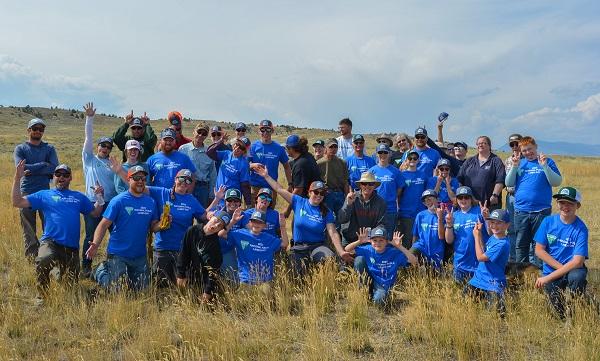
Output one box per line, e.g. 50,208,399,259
14,117,59,260
147,128,197,189
113,111,157,162
12,162,104,305
401,127,441,177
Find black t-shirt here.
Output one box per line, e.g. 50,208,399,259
457,153,506,207
176,224,222,294
290,152,322,196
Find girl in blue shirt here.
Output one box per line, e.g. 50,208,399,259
427,158,458,209
398,150,427,247
207,133,252,206
254,165,352,275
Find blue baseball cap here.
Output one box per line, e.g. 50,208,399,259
235,122,247,131
437,158,451,168
415,127,428,137
352,134,365,143
286,134,300,147
456,186,474,198
376,143,391,154
421,189,438,201
369,226,387,239
160,128,176,139
486,209,510,223
225,188,242,200
215,211,231,226
438,112,449,122
250,210,267,223
97,136,113,145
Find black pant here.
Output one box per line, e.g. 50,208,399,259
153,250,179,288
35,240,79,294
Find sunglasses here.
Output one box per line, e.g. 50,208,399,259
236,129,246,132
415,135,426,140
30,126,45,132
312,190,327,196
258,194,272,202
99,143,113,149
177,176,193,184
196,129,208,136
131,126,143,130
260,128,273,133
457,195,471,200
211,132,221,137
377,151,389,155
353,141,364,145
130,175,146,182
438,167,450,171
328,144,338,148
408,156,419,161
54,172,70,178
226,198,241,202
509,142,519,147
360,182,376,187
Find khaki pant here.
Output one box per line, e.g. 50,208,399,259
35,240,79,294
250,186,278,209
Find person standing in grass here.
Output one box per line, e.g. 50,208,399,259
240,188,281,237
85,166,161,292
284,135,322,218
534,187,589,319
345,226,417,306
397,150,427,248
466,209,511,316
312,139,325,161
345,134,376,191
410,190,446,270
505,136,562,266
147,128,197,189
336,118,354,161
111,139,149,194
12,162,104,304
317,138,349,220
178,123,217,208
113,111,157,162
14,117,59,260
444,186,485,283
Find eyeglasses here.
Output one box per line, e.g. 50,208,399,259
54,172,70,178
453,147,463,151
258,194,272,202
30,126,45,132
408,156,419,161
196,129,208,136
476,142,488,146
360,182,376,187
99,143,113,149
312,190,327,196
177,176,193,184
211,132,221,137
260,128,273,133
415,135,426,140
438,167,450,171
130,175,146,182
509,142,519,147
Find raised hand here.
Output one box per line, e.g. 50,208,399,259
356,227,369,244
15,159,26,179
231,207,244,224
141,111,150,125
83,102,96,117
435,204,445,219
346,191,356,205
479,200,489,218
445,207,454,225
511,151,520,166
221,132,230,144
472,221,483,238
254,164,268,178
108,155,122,172
214,185,227,200
93,182,104,197
391,231,404,247
125,110,134,124
538,152,547,166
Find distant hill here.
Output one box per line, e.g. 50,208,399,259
499,139,600,157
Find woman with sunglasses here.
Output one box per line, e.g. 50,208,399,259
111,139,150,194
248,120,292,209
427,158,459,209
240,188,281,237
207,132,252,206
254,165,352,274
397,150,427,248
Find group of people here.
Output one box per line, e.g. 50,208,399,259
12,107,589,318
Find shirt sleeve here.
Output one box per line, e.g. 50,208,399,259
103,198,120,222
573,224,589,258
354,246,368,258
26,192,44,211
279,145,290,163
79,195,94,215
484,241,505,263
325,209,335,225
493,156,506,185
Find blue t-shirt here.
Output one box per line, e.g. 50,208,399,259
104,191,159,258
27,189,93,249
514,158,560,212
227,228,282,284
241,208,280,236
248,141,289,188
292,195,335,243
218,209,247,254
398,170,427,218
534,214,588,276
148,186,205,251
368,165,405,213
412,209,445,268
451,206,484,275
216,150,250,191
468,235,510,294
355,245,409,291
115,162,150,194
426,176,459,204
346,154,376,190
147,151,196,188
402,147,441,177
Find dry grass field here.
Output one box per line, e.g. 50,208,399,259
0,106,598,360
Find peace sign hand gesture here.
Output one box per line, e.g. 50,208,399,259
479,200,489,218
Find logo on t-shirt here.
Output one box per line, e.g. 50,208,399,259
547,233,557,245
52,195,61,202
370,257,376,264
240,240,250,250
125,206,134,215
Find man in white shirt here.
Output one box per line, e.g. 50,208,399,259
336,118,354,161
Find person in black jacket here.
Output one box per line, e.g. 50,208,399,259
176,211,231,303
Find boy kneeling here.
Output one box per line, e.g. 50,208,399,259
346,226,417,306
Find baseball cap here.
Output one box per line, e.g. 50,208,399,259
125,139,142,151
325,138,338,147
453,142,468,150
312,139,325,147
286,134,300,147
259,119,273,129
97,136,113,145
211,125,222,133
456,186,474,198
127,165,148,177
215,211,231,226
250,210,267,223
309,181,327,191
225,188,242,200
352,134,365,143
486,209,510,223
415,127,428,137
54,164,72,174
508,134,523,143
369,226,387,239
407,149,419,157
236,136,251,148
376,133,393,144
176,169,193,178
553,186,582,204
160,128,176,139
235,122,247,131
437,158,451,168
257,188,273,198
195,123,209,132
438,112,449,122
130,118,143,128
28,118,46,129
376,143,391,154
168,111,183,126
421,189,438,201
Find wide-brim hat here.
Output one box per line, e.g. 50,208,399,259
355,172,381,187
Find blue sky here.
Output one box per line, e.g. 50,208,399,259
1,1,600,146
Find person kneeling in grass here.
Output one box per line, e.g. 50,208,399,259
221,208,289,294
410,189,446,270
534,186,589,320
345,226,417,306
466,209,511,316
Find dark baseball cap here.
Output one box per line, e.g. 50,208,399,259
235,122,247,131
415,127,428,136
259,119,273,128
369,226,387,239
54,164,71,174
215,211,231,226
553,186,582,204
353,134,365,143
130,118,143,128
486,209,510,223
250,210,267,223
160,128,177,139
127,165,148,177
456,186,474,198
312,139,325,147
97,136,113,145
236,136,251,148
211,125,222,133
309,181,327,191
421,189,438,201
437,158,451,168
376,144,391,154
225,188,242,200
286,134,300,147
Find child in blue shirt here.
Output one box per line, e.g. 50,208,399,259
534,186,589,319
345,226,417,305
398,150,427,247
410,189,446,270
426,158,459,209
466,209,511,317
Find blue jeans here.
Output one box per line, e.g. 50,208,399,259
82,203,108,267
544,267,587,319
324,191,345,220
354,256,390,306
505,194,516,262
192,182,210,208
94,254,149,291
382,212,398,239
220,248,239,285
514,208,551,266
